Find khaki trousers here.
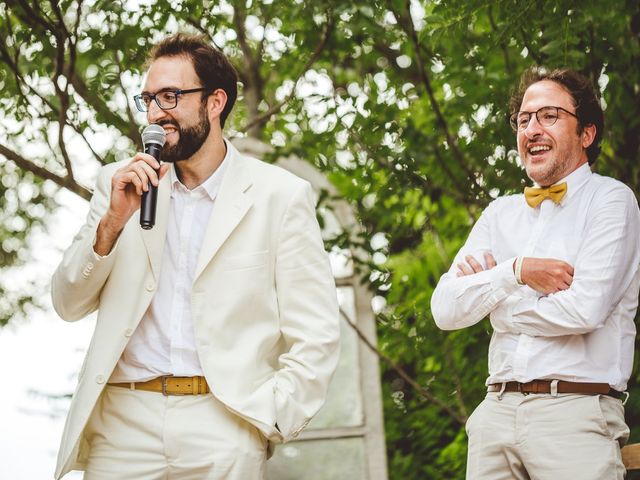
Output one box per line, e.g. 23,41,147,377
83,385,267,480
465,392,629,480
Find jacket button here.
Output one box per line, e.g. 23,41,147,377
95,375,105,384
145,282,155,292
124,328,133,337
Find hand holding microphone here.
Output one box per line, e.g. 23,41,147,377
102,125,168,234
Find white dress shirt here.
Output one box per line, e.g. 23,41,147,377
431,163,640,391
110,149,229,382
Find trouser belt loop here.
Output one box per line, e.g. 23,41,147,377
623,391,630,406
550,379,559,397
497,382,507,400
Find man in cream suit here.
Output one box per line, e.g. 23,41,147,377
52,33,340,480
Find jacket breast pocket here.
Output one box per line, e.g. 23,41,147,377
218,251,271,299
221,250,269,272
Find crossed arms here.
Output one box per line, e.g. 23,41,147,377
431,187,640,337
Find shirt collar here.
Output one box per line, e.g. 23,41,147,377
169,139,231,200
554,162,592,203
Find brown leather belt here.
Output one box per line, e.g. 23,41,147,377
487,380,624,399
109,376,210,396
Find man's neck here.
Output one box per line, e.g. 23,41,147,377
175,136,227,190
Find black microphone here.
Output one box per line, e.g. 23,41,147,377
140,124,166,230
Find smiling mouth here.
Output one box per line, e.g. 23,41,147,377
528,145,551,156
162,129,179,141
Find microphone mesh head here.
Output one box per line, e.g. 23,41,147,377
141,124,166,147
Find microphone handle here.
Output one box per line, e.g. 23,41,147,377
140,143,163,230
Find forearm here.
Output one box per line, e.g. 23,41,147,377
94,211,126,256
491,278,630,337
492,189,640,337
432,258,519,330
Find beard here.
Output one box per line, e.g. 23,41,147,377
159,104,210,163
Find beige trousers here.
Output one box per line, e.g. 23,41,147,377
465,392,629,480
83,385,267,480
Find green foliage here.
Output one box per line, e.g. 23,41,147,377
0,0,639,477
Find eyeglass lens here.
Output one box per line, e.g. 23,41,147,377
136,91,178,112
513,106,560,130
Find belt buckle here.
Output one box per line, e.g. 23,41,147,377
162,376,191,396
161,376,170,396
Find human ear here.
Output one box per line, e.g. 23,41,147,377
207,89,228,124
581,123,596,149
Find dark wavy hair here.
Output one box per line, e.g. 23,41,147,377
509,67,604,165
147,34,238,129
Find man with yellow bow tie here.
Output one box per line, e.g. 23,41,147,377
432,67,640,480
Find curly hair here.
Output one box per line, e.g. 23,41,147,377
509,67,604,165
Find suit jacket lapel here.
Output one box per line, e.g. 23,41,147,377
194,144,253,281
140,169,171,281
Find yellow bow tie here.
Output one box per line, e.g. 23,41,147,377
524,182,567,208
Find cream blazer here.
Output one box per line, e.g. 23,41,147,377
51,142,340,479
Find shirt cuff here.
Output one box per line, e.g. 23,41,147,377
489,257,520,297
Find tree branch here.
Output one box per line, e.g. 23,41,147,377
0,143,91,200
488,5,513,75
50,24,75,179
233,1,263,137
340,306,466,425
66,72,138,144
185,16,224,50
11,0,57,32
0,31,31,110
115,51,138,145
341,117,458,210
0,42,104,167
519,28,545,64
71,123,106,165
392,2,491,199
240,14,334,134
233,2,259,78
442,338,469,420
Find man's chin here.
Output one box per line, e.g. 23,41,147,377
525,163,550,185
160,149,186,163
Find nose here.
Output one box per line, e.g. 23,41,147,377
146,100,168,124
523,113,544,139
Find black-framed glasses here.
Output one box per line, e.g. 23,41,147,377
509,106,578,131
133,87,209,112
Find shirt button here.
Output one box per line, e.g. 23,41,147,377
95,375,105,384
145,282,155,292
124,328,133,337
